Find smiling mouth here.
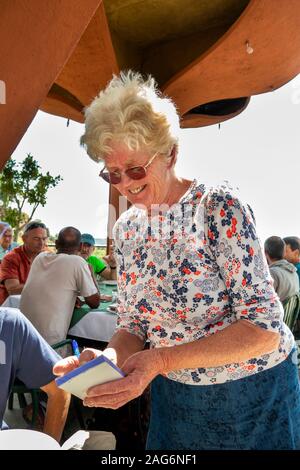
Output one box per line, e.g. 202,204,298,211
129,185,146,195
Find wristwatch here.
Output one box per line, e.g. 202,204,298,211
110,265,116,269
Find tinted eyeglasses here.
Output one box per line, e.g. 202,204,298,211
99,152,158,185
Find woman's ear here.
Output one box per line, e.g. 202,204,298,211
167,145,177,168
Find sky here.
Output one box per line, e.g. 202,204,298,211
11,75,300,243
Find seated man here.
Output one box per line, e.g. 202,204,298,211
0,221,48,305
0,224,18,261
264,236,299,302
20,227,101,345
283,236,300,287
0,307,70,442
80,233,117,280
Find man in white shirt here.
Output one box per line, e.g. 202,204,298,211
20,226,101,345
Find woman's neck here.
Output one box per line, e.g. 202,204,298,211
146,176,194,216
163,176,193,206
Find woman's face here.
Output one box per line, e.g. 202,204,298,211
1,229,13,249
104,144,174,209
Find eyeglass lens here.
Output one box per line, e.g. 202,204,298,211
101,166,147,184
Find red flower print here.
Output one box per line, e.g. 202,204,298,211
208,230,214,240
195,293,203,299
183,268,191,274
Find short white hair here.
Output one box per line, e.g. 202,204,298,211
80,71,180,162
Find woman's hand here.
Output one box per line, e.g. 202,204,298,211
83,349,164,409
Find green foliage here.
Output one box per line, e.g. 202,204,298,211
0,153,62,240
93,247,106,259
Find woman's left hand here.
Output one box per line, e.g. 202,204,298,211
83,349,164,409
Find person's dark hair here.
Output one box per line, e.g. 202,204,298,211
264,236,285,261
56,227,81,253
23,221,47,234
283,236,300,252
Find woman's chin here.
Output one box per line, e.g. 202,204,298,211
127,186,149,208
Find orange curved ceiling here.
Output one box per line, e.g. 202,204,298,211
42,0,300,128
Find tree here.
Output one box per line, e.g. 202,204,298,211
0,154,62,240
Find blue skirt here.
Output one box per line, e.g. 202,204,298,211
146,350,300,450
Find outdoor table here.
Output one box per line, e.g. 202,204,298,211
1,282,118,343
68,282,118,342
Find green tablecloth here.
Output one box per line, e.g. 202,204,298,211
70,283,116,328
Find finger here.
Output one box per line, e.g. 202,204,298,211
86,375,130,397
84,390,134,408
78,348,101,365
102,347,117,364
53,355,79,376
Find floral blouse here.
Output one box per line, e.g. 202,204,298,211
113,180,294,385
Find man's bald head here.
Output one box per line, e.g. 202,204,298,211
55,227,81,254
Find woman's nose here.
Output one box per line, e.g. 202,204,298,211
119,172,132,190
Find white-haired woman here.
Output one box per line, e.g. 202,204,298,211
55,72,300,450
0,223,18,261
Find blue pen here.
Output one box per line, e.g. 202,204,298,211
72,339,80,357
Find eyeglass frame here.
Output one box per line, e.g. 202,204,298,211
99,151,159,185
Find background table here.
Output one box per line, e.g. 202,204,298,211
1,283,118,343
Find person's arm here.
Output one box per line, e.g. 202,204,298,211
99,265,117,280
0,254,24,295
102,250,117,280
11,310,71,440
4,278,24,295
107,329,145,366
87,263,99,292
40,380,70,442
269,267,279,292
85,292,101,309
77,261,101,308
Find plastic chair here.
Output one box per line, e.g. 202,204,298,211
8,339,75,427
282,293,300,334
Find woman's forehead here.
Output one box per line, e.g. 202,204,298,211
105,147,146,169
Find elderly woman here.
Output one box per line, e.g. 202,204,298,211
0,223,18,261
55,72,300,450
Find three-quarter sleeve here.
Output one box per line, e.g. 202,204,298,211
204,185,282,332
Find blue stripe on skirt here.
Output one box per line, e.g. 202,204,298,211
146,349,300,450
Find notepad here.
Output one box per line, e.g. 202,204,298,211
55,354,125,400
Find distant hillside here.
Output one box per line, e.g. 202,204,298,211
95,238,107,246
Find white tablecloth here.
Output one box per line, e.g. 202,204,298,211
1,295,117,343
68,310,118,342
